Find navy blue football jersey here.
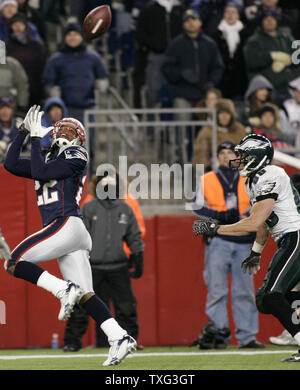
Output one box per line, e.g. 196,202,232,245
35,145,88,226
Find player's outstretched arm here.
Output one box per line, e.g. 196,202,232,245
217,198,275,236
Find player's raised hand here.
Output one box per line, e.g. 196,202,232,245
27,105,45,138
192,217,219,237
241,251,261,275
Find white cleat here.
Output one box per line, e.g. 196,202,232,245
269,330,298,346
102,335,137,366
57,281,84,321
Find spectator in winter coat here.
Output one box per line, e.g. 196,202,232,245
243,9,300,103
0,0,42,42
161,9,224,108
0,56,29,113
42,23,109,120
63,170,145,351
135,0,186,107
213,2,250,100
6,13,47,106
193,98,246,171
42,23,109,169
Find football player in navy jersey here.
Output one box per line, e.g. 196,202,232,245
4,105,136,366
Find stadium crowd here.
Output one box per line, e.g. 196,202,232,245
0,0,299,170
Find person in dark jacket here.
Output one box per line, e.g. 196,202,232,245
161,9,224,105
6,12,47,106
42,23,109,170
243,9,300,103
135,0,186,107
213,2,250,100
63,170,145,352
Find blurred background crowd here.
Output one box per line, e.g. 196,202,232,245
0,0,299,172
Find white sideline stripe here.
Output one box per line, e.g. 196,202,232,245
0,350,297,360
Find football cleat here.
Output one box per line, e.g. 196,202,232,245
57,281,84,321
102,334,137,366
281,350,300,362
269,330,298,346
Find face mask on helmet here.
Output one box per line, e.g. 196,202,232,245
50,118,86,148
229,134,274,177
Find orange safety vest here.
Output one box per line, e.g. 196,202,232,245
200,171,250,214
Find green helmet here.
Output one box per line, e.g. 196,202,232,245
230,134,274,177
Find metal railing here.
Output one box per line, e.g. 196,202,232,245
84,104,217,172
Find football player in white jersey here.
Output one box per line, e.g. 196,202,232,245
193,133,300,362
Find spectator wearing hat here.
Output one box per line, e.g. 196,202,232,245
192,140,263,350
0,0,42,42
242,74,275,127
42,23,109,171
6,12,47,106
250,103,293,150
0,96,28,162
243,9,300,105
40,96,69,150
243,0,299,39
161,8,224,162
193,98,246,171
212,2,250,100
0,55,29,113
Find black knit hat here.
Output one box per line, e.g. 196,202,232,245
217,141,236,155
258,105,276,117
64,23,83,37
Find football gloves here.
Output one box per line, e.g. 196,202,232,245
128,252,144,279
193,217,219,237
21,105,51,139
241,250,261,275
0,234,10,262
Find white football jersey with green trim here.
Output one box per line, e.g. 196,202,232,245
246,165,300,242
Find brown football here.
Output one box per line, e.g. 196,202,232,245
82,5,112,40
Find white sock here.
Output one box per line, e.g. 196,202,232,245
293,331,300,346
100,318,127,343
37,271,68,297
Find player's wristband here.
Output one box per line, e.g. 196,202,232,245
252,241,264,254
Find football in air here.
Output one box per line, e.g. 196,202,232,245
82,5,112,40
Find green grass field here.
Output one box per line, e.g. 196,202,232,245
1,345,300,371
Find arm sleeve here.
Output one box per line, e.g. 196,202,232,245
124,208,145,254
30,138,77,181
4,132,32,178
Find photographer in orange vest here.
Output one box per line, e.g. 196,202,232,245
192,140,264,349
